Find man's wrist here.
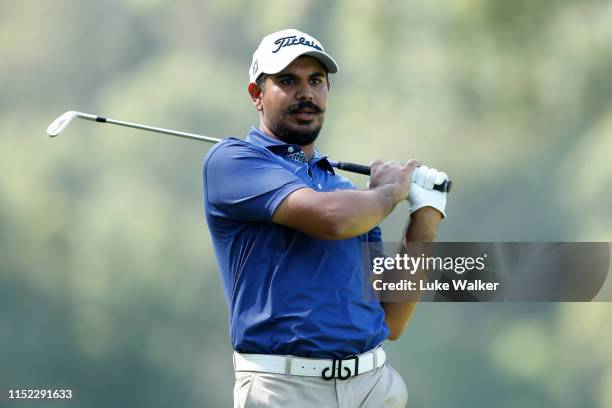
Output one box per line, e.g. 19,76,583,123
372,184,402,212
406,207,442,242
411,206,443,223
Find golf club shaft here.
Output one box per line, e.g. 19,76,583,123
51,111,452,193
74,112,221,144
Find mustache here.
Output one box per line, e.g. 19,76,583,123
286,100,324,114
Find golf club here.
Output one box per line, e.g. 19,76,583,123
47,111,452,193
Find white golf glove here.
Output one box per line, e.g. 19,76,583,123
408,165,448,218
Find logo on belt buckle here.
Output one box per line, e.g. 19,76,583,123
321,355,359,380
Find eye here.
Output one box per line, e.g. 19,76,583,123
280,77,295,85
310,78,323,85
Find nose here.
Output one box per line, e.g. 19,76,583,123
295,81,314,101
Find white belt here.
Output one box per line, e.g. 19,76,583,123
233,347,386,380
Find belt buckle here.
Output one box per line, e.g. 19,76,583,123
321,355,359,381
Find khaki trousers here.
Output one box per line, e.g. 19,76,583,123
234,363,407,408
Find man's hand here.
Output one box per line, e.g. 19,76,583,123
408,165,448,218
369,159,421,205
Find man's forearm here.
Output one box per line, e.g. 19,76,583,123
404,208,442,242
382,207,442,340
331,185,401,239
273,185,403,240
273,160,417,240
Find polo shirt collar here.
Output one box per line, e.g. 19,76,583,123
246,127,335,174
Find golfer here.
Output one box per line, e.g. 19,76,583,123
203,29,448,407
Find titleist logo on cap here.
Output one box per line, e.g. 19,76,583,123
272,35,323,54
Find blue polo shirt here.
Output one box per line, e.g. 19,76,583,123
202,127,389,358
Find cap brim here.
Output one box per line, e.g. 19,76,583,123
261,48,339,78
301,50,338,74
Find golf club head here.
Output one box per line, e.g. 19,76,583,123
47,111,79,137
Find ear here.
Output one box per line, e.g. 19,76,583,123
327,78,331,91
248,83,264,112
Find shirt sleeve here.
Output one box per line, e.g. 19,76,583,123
204,140,309,222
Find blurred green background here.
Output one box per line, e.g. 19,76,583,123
1,0,612,407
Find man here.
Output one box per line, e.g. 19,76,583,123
203,29,448,408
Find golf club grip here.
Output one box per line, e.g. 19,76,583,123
335,161,371,175
334,161,452,193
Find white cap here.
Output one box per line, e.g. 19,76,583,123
249,28,339,84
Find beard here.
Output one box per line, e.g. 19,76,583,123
268,100,324,146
